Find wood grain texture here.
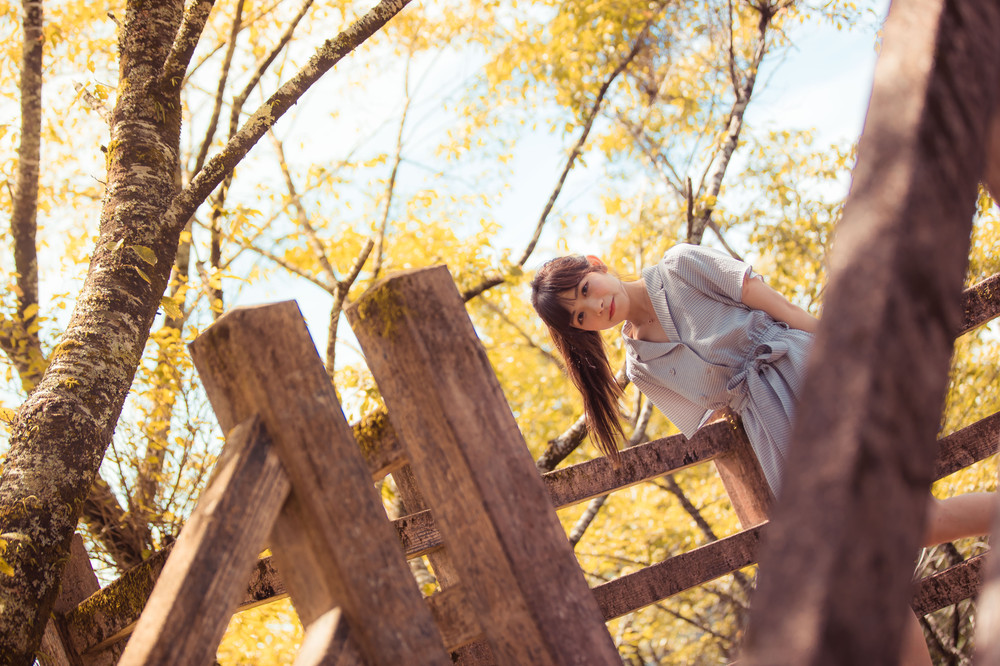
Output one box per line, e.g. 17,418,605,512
933,410,1000,480
542,421,734,509
711,421,773,529
61,401,1000,659
347,266,620,665
190,300,449,665
593,526,763,621
741,1,1000,664
292,608,363,666
911,554,985,617
118,417,290,665
959,272,1000,336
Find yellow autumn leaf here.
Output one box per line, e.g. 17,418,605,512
160,296,183,319
130,245,157,265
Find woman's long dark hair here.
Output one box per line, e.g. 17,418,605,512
530,256,625,465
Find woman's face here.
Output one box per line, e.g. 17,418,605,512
560,269,630,332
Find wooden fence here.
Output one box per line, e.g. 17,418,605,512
37,264,1000,665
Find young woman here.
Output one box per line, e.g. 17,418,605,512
530,242,994,664
531,242,814,496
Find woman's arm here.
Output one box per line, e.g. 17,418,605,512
741,275,818,333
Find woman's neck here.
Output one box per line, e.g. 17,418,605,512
624,278,657,327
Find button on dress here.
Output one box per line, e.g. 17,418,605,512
622,244,813,496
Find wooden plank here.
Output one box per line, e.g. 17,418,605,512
740,0,1000,663
426,586,484,651
959,272,1000,336
391,464,462,589
542,422,735,509
347,266,621,665
712,420,773,528
933,410,1000,480
593,526,763,621
238,554,287,611
353,408,407,481
975,496,1000,661
190,300,450,666
267,494,338,627
911,554,986,617
292,608,363,666
118,417,290,665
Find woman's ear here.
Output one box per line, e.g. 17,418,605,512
585,255,606,270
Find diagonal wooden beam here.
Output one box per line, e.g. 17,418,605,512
118,416,290,665
190,301,450,665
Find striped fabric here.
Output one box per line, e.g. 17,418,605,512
622,244,813,496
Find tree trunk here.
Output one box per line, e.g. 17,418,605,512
0,1,187,660
2,0,46,392
0,1,415,659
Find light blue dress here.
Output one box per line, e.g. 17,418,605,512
622,244,813,496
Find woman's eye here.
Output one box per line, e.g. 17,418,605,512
577,312,584,325
581,283,589,296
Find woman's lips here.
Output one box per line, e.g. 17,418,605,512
609,298,615,320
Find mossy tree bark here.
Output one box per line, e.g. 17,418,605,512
0,0,413,661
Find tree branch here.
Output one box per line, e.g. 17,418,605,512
690,3,774,244
190,0,245,177
326,238,374,377
461,14,660,302
269,131,339,286
160,0,218,92
165,0,407,235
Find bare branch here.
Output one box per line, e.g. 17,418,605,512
191,0,245,177
690,5,774,243
326,239,375,376
238,241,333,291
269,130,339,286
707,220,743,260
372,54,414,282
166,0,403,234
73,82,112,123
80,475,150,571
461,17,658,303
514,19,655,269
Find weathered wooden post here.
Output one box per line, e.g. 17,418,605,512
190,301,450,665
713,421,773,528
740,0,1000,664
118,417,290,665
347,265,622,665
